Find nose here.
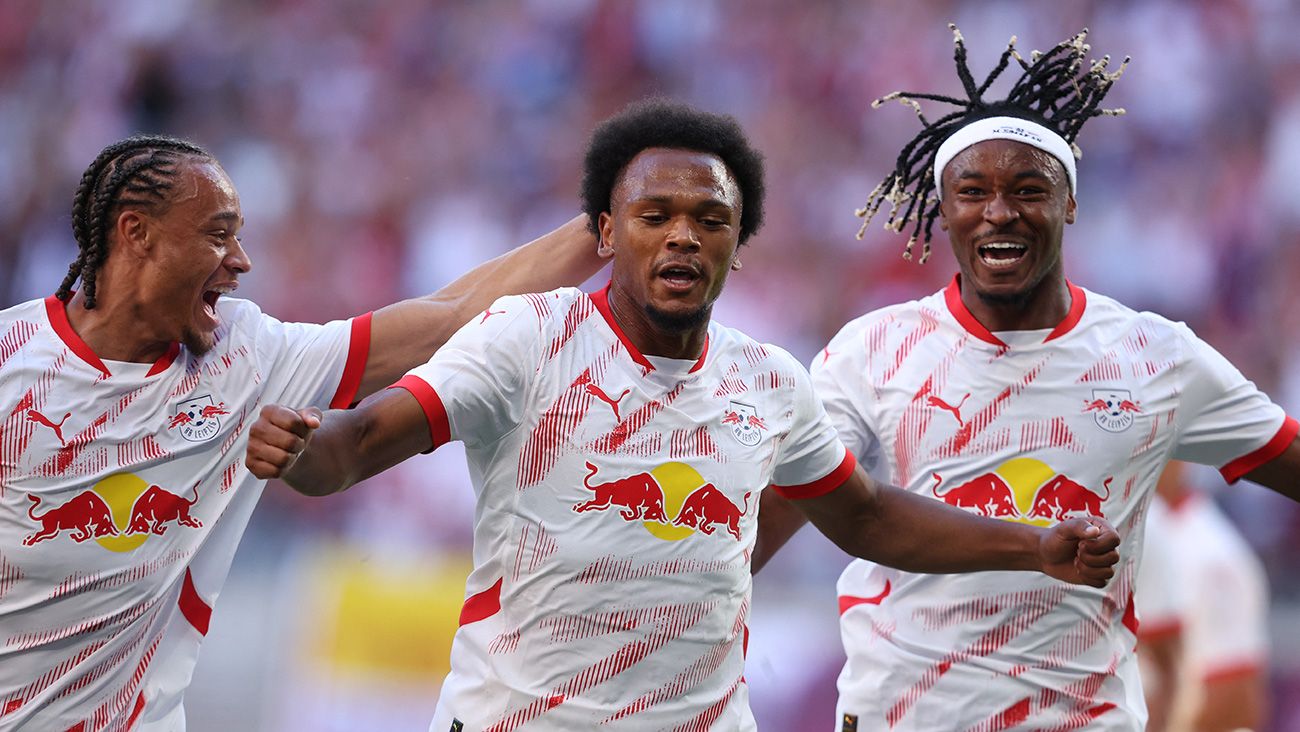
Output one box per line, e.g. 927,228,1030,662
226,236,253,274
983,194,1019,227
666,217,700,251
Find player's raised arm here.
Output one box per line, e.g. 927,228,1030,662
1241,437,1300,503
791,464,1120,586
245,388,432,496
357,214,602,397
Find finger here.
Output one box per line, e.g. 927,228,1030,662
1076,548,1120,568
298,407,323,430
246,442,300,473
249,426,307,455
260,404,317,438
246,455,284,480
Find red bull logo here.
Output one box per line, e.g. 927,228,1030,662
931,458,1109,526
22,473,203,551
168,395,227,442
573,462,750,541
1083,388,1141,433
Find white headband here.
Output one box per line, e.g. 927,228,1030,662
932,116,1076,200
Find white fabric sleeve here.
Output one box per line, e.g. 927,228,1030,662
810,323,889,482
244,300,369,410
399,295,543,450
1170,324,1289,473
769,354,853,498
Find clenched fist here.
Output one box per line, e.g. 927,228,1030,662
1039,517,1121,588
245,405,322,479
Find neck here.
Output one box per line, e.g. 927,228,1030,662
960,272,1071,333
607,286,709,361
64,288,174,364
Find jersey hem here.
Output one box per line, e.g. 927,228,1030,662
772,449,856,499
1220,415,1298,483
329,312,373,408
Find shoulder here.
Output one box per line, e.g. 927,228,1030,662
1075,287,1198,349
706,320,808,377
0,296,56,324
495,287,587,325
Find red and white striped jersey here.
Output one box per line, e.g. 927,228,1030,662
811,276,1294,731
0,295,368,732
394,286,853,731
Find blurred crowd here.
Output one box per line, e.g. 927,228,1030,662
5,0,1300,728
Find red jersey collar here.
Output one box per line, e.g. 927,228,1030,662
590,285,709,374
45,294,180,378
943,275,1086,348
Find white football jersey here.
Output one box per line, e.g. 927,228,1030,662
396,286,852,731
812,277,1293,731
0,295,368,731
1136,493,1269,730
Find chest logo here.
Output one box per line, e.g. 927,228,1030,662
722,401,766,447
573,461,750,542
168,395,229,442
926,393,970,427
27,409,72,447
22,475,203,551
1082,388,1142,433
585,383,630,421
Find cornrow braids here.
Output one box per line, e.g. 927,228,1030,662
856,24,1128,263
59,134,213,308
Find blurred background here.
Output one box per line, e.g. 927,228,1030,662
4,0,1300,729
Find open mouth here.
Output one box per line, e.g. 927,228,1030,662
658,264,701,291
977,242,1028,269
200,283,236,323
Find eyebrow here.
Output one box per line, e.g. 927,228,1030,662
207,211,243,226
631,195,735,209
953,169,1053,182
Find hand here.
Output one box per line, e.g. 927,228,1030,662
245,405,322,479
1038,517,1120,588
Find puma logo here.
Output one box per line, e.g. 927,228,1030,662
926,393,970,427
585,383,630,421
838,579,892,615
479,308,506,324
27,409,71,447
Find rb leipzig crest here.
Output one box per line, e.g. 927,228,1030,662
168,395,229,442
1082,388,1141,433
721,401,767,447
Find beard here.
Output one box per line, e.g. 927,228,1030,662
644,301,710,333
974,287,1035,309
181,325,216,356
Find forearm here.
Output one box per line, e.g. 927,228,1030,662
280,409,368,496
359,215,601,396
808,485,1043,574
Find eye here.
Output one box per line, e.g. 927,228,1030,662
639,213,667,224
700,217,729,228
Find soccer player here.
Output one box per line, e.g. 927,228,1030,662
761,26,1300,730
1136,461,1269,732
0,135,606,730
245,99,1121,730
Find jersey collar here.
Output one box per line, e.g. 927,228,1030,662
45,294,180,378
943,275,1086,348
590,284,709,374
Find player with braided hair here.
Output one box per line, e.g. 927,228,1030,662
753,25,1300,730
0,133,605,730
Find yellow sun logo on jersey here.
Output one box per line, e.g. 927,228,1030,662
22,473,203,552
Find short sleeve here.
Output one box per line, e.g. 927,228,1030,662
394,295,542,450
246,302,371,411
770,356,855,499
811,325,888,482
1170,325,1295,482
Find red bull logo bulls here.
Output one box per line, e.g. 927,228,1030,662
931,457,1110,526
22,473,203,551
574,461,750,541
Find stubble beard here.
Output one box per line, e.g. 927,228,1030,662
644,301,710,334
181,326,215,357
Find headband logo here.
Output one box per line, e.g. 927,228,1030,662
991,125,1043,143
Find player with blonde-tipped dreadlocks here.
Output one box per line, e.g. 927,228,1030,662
857,24,1127,263
751,25,1300,731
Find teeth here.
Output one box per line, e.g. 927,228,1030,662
979,242,1026,251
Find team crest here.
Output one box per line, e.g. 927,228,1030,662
167,395,229,442
721,401,766,447
1082,388,1142,433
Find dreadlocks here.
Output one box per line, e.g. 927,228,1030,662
59,134,214,308
857,24,1128,263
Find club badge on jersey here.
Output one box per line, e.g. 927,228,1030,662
721,401,766,446
167,395,230,442
1082,388,1142,433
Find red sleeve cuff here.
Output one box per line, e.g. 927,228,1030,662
1220,415,1299,484
329,312,373,409
1136,618,1181,642
1202,659,1265,684
772,449,857,500
390,374,450,450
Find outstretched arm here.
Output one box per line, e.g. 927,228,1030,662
245,388,432,496
1242,437,1300,502
783,464,1119,585
357,215,602,398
